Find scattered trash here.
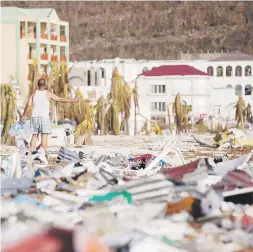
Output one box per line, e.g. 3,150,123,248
2,134,253,251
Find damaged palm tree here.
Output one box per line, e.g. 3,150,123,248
246,103,252,124
235,95,246,130
73,88,94,145
48,62,74,121
1,84,17,144
132,82,139,135
29,60,39,95
173,93,183,134
98,67,122,135
182,104,191,133
121,82,131,135
47,62,94,144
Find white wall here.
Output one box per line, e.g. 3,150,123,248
19,40,29,105
0,24,17,83
69,58,252,92
133,75,211,133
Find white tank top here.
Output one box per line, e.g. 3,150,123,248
31,90,50,118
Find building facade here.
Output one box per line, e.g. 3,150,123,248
134,65,211,133
1,7,69,105
68,52,253,130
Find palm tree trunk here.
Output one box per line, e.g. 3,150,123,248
134,105,137,135
101,95,105,136
167,104,172,134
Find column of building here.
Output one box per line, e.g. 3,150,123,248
36,19,41,78
65,24,69,63
46,22,51,75
56,24,60,62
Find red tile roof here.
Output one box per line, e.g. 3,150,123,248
142,65,209,77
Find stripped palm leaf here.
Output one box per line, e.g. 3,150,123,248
1,84,17,144
173,93,182,134
132,82,139,135
246,103,252,123
235,95,246,129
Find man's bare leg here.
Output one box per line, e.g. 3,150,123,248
30,134,38,152
41,134,48,151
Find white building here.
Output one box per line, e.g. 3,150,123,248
134,65,211,133
68,52,253,134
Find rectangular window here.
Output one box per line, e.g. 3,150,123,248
158,85,162,93
151,102,166,111
87,70,91,86
150,85,153,93
162,102,166,111
150,85,166,93
162,85,166,93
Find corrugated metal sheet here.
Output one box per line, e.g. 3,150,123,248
213,170,253,192
161,159,200,180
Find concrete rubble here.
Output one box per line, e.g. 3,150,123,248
1,133,253,252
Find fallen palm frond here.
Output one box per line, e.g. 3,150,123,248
1,84,17,144
137,113,162,135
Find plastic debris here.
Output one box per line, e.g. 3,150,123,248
2,134,253,252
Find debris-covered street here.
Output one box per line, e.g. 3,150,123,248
2,132,253,252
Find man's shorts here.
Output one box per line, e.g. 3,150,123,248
30,117,52,135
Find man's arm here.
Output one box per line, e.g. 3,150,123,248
47,92,80,103
47,92,91,103
21,95,33,121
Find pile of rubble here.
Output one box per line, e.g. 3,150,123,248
1,135,253,252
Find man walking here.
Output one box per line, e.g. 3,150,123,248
22,78,80,165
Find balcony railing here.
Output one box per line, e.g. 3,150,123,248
41,53,48,60
51,55,58,62
60,55,67,62
50,34,58,41
28,53,37,60
41,33,48,39
60,35,67,42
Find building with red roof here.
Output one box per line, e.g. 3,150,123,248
133,64,211,133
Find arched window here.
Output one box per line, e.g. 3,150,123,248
207,66,213,76
142,66,149,73
226,66,232,77
235,66,242,76
216,66,223,77
235,84,242,96
245,66,252,76
226,84,232,88
245,85,252,95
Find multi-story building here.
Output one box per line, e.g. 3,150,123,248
69,52,253,128
1,7,69,105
